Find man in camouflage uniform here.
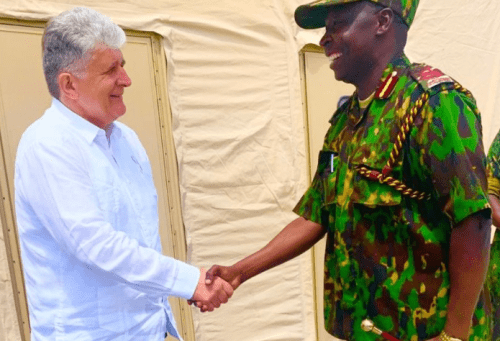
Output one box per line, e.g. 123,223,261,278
200,1,493,340
487,130,500,340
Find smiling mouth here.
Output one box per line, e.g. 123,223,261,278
328,53,342,63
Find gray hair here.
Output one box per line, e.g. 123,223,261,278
42,7,126,99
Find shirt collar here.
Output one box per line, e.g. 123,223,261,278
51,98,122,144
345,54,411,127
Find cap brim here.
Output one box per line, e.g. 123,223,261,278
295,0,363,29
294,4,329,29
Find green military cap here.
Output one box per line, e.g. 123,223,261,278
295,0,419,29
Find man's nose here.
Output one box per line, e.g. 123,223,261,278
319,33,330,47
118,68,132,87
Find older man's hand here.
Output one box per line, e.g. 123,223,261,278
190,268,234,312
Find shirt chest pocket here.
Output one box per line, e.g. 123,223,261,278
350,169,403,208
347,148,405,237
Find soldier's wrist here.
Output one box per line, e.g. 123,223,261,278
442,312,473,340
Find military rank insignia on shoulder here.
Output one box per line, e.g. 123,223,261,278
411,64,454,90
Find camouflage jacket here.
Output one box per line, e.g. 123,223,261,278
294,55,491,340
487,130,500,340
488,130,500,200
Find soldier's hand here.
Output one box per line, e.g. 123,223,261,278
205,264,242,290
189,268,233,312
188,264,243,312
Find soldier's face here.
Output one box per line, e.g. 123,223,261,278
320,2,379,85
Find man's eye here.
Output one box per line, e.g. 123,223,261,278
328,21,344,31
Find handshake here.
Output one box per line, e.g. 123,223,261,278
189,265,242,312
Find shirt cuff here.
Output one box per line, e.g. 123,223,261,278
171,262,200,300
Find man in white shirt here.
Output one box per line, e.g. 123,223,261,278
14,7,232,341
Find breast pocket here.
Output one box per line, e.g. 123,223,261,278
351,161,445,277
350,168,403,208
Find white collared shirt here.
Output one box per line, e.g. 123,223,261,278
15,98,200,341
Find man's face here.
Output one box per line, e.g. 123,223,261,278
319,2,379,85
72,47,131,129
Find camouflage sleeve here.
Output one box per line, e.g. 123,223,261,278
293,146,338,226
293,165,325,225
422,89,490,225
487,129,500,198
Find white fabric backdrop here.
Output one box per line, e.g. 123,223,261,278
0,1,499,340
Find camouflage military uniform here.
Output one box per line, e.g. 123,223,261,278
487,130,500,341
294,55,491,340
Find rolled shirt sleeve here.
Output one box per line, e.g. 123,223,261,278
293,149,338,227
421,90,490,225
293,168,326,225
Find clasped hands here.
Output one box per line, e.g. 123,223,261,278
190,268,462,341
189,265,241,312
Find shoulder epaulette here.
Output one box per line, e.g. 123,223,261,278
410,64,454,91
411,63,478,112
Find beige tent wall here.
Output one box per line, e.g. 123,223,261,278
0,217,20,340
0,0,499,341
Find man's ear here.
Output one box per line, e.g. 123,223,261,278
58,72,79,100
375,8,394,35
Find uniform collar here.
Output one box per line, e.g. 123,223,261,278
346,54,411,127
374,54,411,99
